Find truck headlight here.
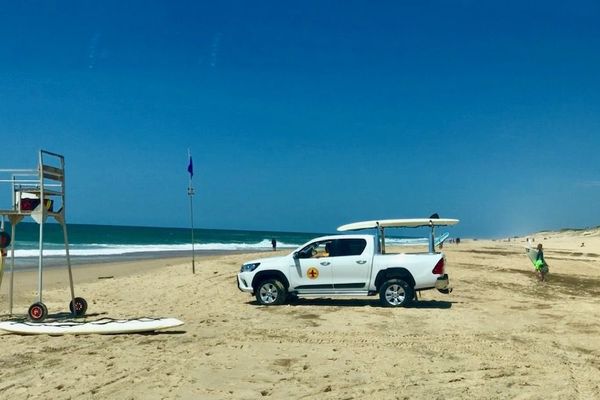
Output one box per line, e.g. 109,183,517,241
240,262,260,272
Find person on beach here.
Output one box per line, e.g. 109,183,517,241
534,243,549,281
318,242,331,258
0,231,10,257
271,238,277,251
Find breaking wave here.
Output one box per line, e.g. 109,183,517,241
8,239,299,258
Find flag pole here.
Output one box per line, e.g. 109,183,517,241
187,149,196,274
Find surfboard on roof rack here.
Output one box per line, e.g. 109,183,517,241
337,215,460,254
337,218,460,232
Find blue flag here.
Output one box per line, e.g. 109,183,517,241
187,156,193,178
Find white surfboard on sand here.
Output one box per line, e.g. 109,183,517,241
0,317,184,335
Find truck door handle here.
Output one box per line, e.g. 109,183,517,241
356,260,367,264
320,262,331,266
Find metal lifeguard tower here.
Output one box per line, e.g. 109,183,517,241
0,150,87,321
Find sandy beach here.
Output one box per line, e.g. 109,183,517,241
1,230,600,399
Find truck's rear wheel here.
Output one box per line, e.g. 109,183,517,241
255,279,287,306
379,279,413,307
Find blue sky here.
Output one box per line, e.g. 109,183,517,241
1,1,599,238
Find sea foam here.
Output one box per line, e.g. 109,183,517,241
9,239,299,258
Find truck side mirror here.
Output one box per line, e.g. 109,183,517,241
293,251,299,259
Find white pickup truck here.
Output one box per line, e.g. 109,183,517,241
237,218,458,307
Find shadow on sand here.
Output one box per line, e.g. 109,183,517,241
248,298,453,309
405,300,453,309
0,312,108,323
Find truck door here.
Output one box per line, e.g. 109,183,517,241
329,238,371,291
290,240,334,292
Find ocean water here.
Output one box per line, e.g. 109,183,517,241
0,222,327,260
0,223,444,270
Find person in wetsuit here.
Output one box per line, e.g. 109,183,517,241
534,243,549,282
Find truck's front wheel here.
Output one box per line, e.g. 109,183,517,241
379,279,413,307
255,279,287,306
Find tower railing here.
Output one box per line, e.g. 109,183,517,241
0,150,84,321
